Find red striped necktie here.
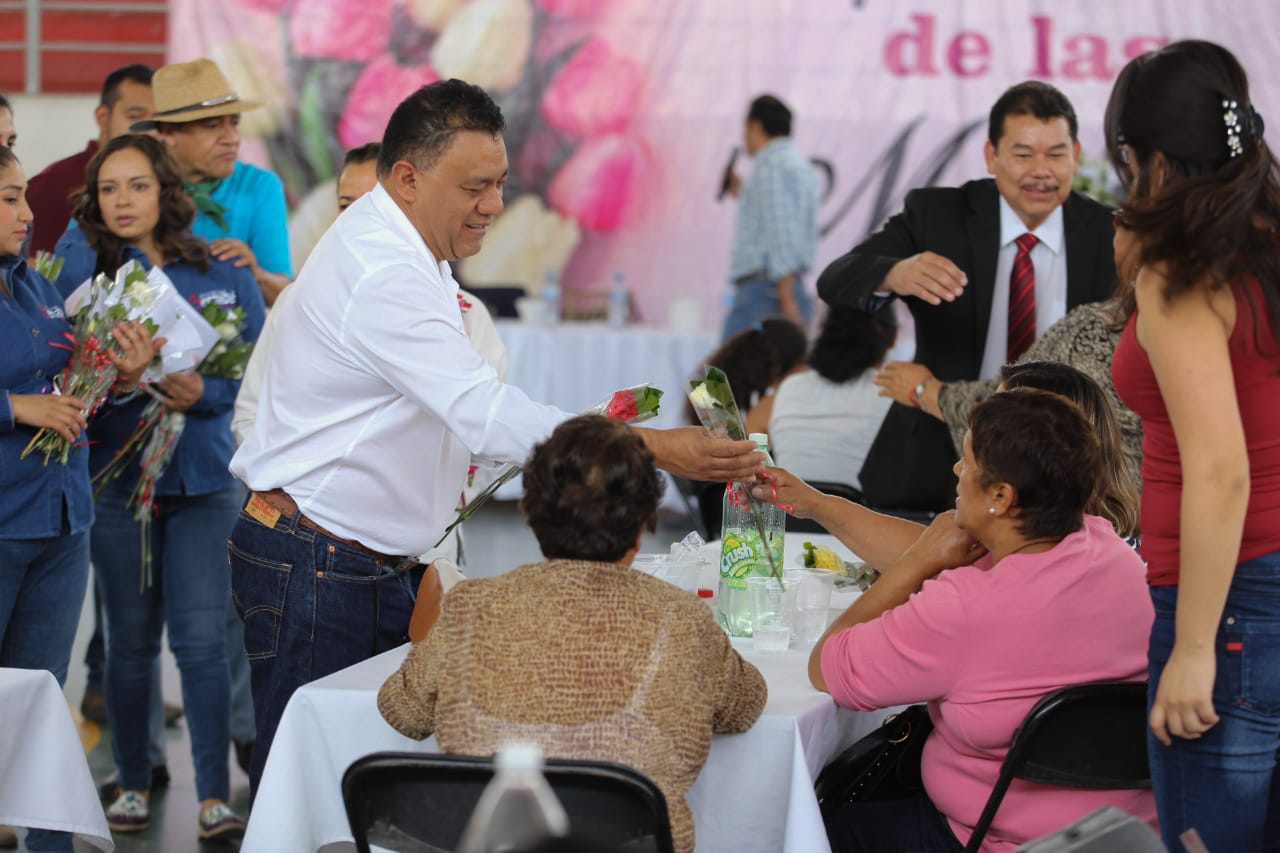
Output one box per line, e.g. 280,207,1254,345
1007,232,1038,362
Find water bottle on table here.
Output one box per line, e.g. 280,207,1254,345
541,269,561,325
607,271,629,327
457,742,569,853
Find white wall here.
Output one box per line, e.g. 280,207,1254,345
11,94,99,177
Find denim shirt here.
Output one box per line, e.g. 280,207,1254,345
0,255,94,538
54,230,266,497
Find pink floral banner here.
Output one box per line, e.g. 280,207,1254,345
171,0,1280,327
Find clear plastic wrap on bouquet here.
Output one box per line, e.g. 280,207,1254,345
21,261,162,465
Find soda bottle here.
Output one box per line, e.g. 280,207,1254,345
717,433,785,636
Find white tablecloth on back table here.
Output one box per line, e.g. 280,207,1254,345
243,535,888,853
494,320,718,430
0,668,112,851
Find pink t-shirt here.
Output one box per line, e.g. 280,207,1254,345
821,516,1157,852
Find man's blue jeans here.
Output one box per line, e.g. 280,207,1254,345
93,483,238,802
1147,550,1280,853
228,496,423,795
721,275,813,342
0,529,90,853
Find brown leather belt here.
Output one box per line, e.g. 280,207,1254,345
253,489,420,573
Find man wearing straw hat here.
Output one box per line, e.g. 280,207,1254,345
132,58,293,307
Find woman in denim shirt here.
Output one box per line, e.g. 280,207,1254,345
54,135,264,843
0,144,155,853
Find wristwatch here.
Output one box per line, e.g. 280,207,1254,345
909,377,933,409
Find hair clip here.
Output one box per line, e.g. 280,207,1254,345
1224,99,1244,158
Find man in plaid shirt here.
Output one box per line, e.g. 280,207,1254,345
722,94,819,340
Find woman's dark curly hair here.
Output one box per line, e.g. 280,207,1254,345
71,134,209,276
808,304,896,383
520,415,664,562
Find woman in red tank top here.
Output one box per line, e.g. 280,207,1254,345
1107,40,1280,853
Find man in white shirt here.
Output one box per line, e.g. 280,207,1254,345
228,79,762,792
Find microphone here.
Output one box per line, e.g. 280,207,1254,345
717,146,740,202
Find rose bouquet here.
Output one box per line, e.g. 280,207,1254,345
687,366,782,581
32,250,65,283
21,261,162,465
91,300,256,589
432,383,664,548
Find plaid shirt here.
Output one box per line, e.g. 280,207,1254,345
729,137,819,282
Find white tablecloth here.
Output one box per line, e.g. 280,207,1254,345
490,320,718,504
0,669,112,851
243,537,893,853
495,320,718,430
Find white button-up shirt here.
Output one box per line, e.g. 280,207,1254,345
230,184,568,555
979,196,1069,379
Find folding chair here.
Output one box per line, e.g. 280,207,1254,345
464,285,526,318
342,751,676,853
965,680,1152,853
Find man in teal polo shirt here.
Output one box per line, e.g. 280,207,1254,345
134,58,292,306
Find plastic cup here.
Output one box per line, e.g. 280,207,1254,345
747,576,791,653
630,554,708,594
792,570,836,644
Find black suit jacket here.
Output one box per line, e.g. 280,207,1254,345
817,179,1116,510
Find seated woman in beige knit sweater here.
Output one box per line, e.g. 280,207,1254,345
378,415,767,853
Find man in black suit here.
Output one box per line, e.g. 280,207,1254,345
817,81,1116,512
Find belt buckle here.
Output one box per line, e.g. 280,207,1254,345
390,556,420,574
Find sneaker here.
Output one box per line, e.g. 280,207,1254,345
106,791,150,833
0,825,17,848
198,802,246,843
98,765,170,802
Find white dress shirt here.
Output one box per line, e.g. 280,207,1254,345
231,284,508,446
979,197,1069,379
230,183,568,556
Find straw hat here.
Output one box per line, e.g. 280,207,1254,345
131,58,262,130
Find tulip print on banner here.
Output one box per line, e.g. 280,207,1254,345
176,0,653,296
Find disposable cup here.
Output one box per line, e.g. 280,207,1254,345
747,576,791,652
792,570,836,643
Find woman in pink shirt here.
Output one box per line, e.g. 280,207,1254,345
809,390,1156,852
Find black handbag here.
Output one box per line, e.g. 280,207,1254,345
814,704,933,816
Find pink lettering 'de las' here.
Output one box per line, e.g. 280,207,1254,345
884,13,1167,80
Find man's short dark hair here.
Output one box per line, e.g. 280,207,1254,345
100,64,154,108
377,79,505,178
988,80,1078,146
747,94,792,138
520,415,663,563
343,141,381,169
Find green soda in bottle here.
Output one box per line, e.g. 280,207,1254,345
717,433,785,636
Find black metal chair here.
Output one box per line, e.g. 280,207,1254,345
785,481,864,534
342,751,676,853
964,680,1152,853
464,285,526,318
